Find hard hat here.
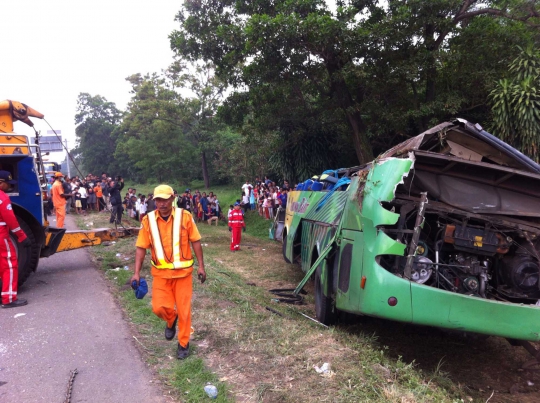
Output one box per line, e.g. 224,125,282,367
54,172,64,178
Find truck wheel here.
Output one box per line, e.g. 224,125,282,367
315,265,337,325
12,219,39,286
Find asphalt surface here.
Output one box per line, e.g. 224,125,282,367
0,214,166,403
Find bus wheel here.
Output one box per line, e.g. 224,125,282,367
282,230,291,263
315,266,337,325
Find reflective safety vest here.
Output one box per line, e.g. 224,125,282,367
148,208,194,269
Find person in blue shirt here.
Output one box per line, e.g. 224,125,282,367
278,188,288,210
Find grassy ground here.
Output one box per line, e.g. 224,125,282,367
74,203,474,403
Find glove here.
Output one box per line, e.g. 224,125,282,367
228,227,232,232
20,238,32,248
243,227,246,232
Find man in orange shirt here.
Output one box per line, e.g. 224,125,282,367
94,183,104,211
131,185,206,359
51,172,71,228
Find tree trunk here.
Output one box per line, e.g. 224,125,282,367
327,64,374,164
201,150,210,188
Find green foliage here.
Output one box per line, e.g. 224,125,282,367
171,0,540,165
74,93,123,176
489,46,540,161
115,73,198,183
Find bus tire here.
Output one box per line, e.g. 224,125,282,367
12,219,39,286
282,230,291,263
315,265,337,325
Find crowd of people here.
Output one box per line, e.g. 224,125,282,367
47,173,229,228
239,176,289,220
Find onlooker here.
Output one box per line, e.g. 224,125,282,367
249,186,255,210
108,179,125,225
88,186,97,211
78,184,88,215
207,204,218,225
147,194,155,213
178,189,192,212
138,195,147,221
94,182,104,211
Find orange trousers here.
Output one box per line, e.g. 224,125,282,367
54,205,66,228
151,275,192,348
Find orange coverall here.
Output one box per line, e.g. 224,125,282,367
51,180,66,228
135,209,201,348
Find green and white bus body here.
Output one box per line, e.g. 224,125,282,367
277,119,540,342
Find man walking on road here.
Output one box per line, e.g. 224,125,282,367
51,172,71,228
0,171,31,308
131,185,206,359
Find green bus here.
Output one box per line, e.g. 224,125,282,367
275,119,540,352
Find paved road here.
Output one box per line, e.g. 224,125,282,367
0,215,166,403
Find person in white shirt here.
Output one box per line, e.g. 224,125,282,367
78,185,88,215
241,181,251,197
138,194,147,220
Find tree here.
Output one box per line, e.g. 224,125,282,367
167,61,227,188
170,0,540,164
489,45,540,161
74,93,122,176
115,73,197,183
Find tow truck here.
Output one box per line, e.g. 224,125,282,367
0,99,137,285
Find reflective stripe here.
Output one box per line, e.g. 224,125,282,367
10,226,21,232
4,238,15,303
0,222,6,225
229,220,243,223
148,208,194,270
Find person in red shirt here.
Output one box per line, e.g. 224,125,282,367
0,171,31,308
228,202,246,251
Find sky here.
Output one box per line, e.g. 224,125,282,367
2,0,183,161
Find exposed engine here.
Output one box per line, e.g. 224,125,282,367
381,196,540,304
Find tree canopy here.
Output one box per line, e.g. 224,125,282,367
72,1,540,187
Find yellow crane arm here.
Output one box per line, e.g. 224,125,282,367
53,227,140,252
0,99,44,133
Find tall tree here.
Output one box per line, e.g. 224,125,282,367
167,61,227,188
74,93,122,176
115,73,197,183
170,0,540,164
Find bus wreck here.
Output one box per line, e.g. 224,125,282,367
276,119,540,358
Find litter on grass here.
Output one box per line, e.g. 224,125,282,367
314,363,334,377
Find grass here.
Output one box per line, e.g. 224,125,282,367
74,201,474,403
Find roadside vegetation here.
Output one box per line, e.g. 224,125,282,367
75,186,478,403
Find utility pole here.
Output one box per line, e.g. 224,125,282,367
64,139,71,178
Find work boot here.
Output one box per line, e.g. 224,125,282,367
177,342,190,360
165,316,178,341
2,299,28,308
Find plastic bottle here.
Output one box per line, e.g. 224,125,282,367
203,384,218,399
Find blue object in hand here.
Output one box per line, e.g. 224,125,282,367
131,278,148,299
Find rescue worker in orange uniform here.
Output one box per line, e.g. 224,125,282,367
131,185,206,359
0,171,31,308
228,202,246,251
51,172,71,228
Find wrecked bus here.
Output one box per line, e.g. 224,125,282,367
275,119,540,353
